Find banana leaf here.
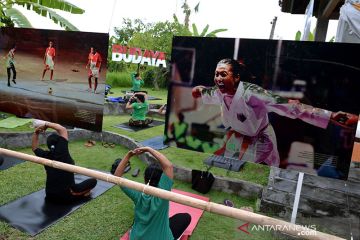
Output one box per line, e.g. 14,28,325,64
192,23,199,36
4,8,33,28
28,2,79,30
200,24,209,37
16,0,84,14
205,28,227,37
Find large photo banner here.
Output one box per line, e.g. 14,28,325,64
0,28,108,132
166,36,360,180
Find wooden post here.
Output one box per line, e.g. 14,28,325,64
269,16,278,39
315,18,329,42
0,148,345,240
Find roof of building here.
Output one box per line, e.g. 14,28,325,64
280,0,344,19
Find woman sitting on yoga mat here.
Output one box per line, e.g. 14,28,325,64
114,147,191,240
126,92,153,127
131,72,144,91
32,121,97,204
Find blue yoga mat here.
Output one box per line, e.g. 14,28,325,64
0,155,24,171
140,136,169,150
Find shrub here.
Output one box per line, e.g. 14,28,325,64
106,72,132,87
142,69,155,87
142,68,169,88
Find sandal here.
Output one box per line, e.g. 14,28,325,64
124,164,131,174
84,140,95,147
109,143,116,148
224,199,234,207
102,142,109,148
131,168,140,177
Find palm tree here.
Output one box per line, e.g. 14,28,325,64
0,0,84,30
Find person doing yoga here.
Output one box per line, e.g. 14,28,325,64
32,121,97,203
114,147,191,240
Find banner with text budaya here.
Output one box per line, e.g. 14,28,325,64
112,44,167,68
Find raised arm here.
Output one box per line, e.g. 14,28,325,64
126,97,135,110
44,122,68,140
192,85,206,99
114,150,135,177
192,85,222,105
134,92,148,101
134,147,173,179
245,84,332,129
31,126,44,151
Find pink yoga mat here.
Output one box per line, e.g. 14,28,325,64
120,189,209,240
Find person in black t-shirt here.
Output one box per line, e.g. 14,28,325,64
32,121,97,204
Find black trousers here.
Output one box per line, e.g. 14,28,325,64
46,178,97,204
7,63,16,84
169,213,192,239
129,118,153,127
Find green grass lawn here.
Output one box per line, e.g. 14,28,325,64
0,114,270,186
0,141,276,240
103,115,270,186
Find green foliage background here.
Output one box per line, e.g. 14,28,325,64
106,1,227,89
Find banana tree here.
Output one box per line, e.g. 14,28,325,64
192,23,227,37
176,1,227,37
295,30,314,41
0,0,84,30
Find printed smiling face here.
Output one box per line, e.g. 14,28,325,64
214,63,240,95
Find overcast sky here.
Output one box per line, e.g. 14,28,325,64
14,0,339,41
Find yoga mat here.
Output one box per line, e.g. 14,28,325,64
169,189,209,239
120,91,162,101
147,96,162,101
0,174,114,236
113,120,164,132
0,117,32,129
0,155,24,170
120,189,209,240
106,96,125,103
140,136,169,150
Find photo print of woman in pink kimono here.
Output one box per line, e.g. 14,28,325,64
192,59,359,167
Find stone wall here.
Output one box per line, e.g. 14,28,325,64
103,102,164,119
261,167,360,239
0,130,262,199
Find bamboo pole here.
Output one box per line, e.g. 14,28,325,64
0,148,345,240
